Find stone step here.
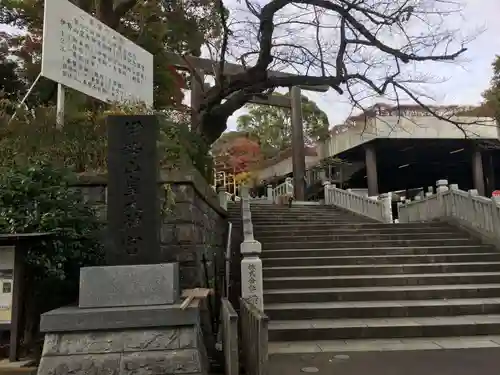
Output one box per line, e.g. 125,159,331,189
263,284,500,304
263,272,500,289
250,206,343,211
268,335,500,354
252,217,371,223
255,226,457,237
260,245,495,258
264,298,500,320
267,314,500,341
253,223,454,231
258,232,464,243
261,253,500,267
252,211,346,220
263,262,500,278
263,238,478,250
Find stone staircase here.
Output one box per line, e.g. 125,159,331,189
248,203,500,350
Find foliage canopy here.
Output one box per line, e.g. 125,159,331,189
483,55,500,121
237,93,329,158
0,0,223,109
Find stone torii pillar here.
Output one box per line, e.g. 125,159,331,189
472,146,485,196
290,86,306,200
365,143,379,197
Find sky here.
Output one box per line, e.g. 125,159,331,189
1,0,499,132
219,0,500,131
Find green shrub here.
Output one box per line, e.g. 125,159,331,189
0,101,214,180
0,162,105,339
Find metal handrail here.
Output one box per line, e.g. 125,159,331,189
224,221,232,298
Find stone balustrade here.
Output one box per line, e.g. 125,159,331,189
272,177,294,203
239,186,264,311
323,181,393,223
398,179,500,244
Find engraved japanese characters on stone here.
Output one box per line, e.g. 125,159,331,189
106,115,159,265
121,120,144,256
246,294,260,307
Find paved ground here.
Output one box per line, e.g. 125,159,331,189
269,347,500,375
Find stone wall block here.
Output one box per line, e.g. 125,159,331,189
161,245,196,263
171,184,196,203
175,223,199,244
178,326,197,349
38,353,121,375
43,332,123,355
164,202,197,224
160,224,176,244
121,349,201,375
179,265,201,288
122,329,181,352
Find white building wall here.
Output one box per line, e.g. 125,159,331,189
320,116,498,159
257,155,321,181
253,115,498,183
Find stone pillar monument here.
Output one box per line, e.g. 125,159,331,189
106,115,160,265
37,115,210,375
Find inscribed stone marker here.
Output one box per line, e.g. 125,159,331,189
106,115,160,266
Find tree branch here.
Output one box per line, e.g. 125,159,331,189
198,0,471,144
113,0,138,18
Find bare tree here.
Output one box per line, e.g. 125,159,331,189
198,0,477,144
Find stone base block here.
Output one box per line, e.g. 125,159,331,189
38,305,208,375
40,304,199,333
79,263,179,308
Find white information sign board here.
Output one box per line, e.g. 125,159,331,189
41,0,154,106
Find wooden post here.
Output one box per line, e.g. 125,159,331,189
1,233,53,362
9,243,26,362
290,86,306,201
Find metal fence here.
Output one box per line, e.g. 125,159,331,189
239,298,269,375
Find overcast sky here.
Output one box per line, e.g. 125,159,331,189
2,0,499,132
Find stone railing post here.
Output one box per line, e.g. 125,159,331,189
492,196,500,242
323,180,331,204
468,189,478,197
267,184,273,202
218,186,228,210
468,189,479,226
397,202,404,223
285,177,293,196
436,179,449,216
380,192,393,223
240,186,264,311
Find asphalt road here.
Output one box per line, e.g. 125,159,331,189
268,348,500,375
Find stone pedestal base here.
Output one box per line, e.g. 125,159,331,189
38,263,208,375
37,303,209,375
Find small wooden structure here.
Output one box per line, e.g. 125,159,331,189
0,233,53,362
